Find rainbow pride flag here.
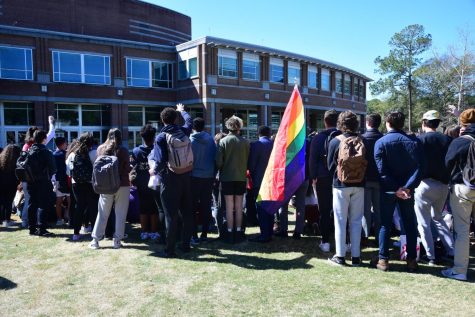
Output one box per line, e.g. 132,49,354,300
257,85,306,214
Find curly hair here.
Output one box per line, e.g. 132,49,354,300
225,115,243,132
337,111,359,133
0,144,21,172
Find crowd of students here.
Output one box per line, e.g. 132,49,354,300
0,104,474,282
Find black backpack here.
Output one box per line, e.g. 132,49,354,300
15,150,36,183
72,153,93,183
462,135,475,190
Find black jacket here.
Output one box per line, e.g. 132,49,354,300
362,128,383,182
418,131,451,184
309,128,341,179
28,143,56,183
446,124,475,185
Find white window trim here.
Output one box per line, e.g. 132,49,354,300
218,55,237,79
126,58,174,89
0,45,34,81
242,57,260,81
178,57,198,80
52,50,111,85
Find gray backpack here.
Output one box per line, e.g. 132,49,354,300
92,155,121,194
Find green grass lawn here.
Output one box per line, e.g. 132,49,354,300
1,214,474,317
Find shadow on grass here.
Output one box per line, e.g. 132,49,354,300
0,277,17,290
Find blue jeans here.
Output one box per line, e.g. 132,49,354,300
379,192,418,260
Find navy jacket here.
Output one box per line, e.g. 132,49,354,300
53,149,67,183
362,128,383,182
190,131,216,179
418,131,451,184
151,111,192,178
446,124,475,185
328,133,367,188
374,130,424,192
248,136,273,189
309,128,341,179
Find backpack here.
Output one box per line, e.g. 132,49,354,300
323,130,341,170
92,155,121,194
15,148,45,183
165,132,194,174
461,135,475,190
336,135,368,184
130,155,151,189
72,153,93,184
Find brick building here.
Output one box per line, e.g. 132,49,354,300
0,0,370,149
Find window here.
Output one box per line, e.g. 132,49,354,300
126,58,173,88
52,51,110,85
271,111,284,134
270,58,284,83
178,57,198,80
344,74,351,95
0,46,33,80
287,61,300,85
359,81,365,98
218,49,237,78
335,71,342,93
3,103,34,125
353,78,359,96
242,53,260,81
321,68,330,91
308,65,317,89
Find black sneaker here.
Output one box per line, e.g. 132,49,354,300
419,255,437,266
29,228,38,236
292,232,301,240
156,249,176,258
328,255,346,266
38,229,55,237
235,231,246,243
351,257,362,267
225,231,234,244
274,230,288,238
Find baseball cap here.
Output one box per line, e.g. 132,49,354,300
422,110,440,121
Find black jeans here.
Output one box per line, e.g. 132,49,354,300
0,187,16,222
160,172,193,253
72,182,98,235
27,181,53,232
191,177,214,238
315,176,333,243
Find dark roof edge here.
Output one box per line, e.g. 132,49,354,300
177,36,372,81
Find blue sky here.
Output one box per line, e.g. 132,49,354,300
146,0,475,99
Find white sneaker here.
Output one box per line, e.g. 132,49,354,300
89,239,100,250
80,226,87,234
56,219,65,226
140,232,150,240
72,234,81,241
113,238,122,249
346,243,352,253
319,242,330,253
2,221,10,228
150,232,160,241
441,268,467,281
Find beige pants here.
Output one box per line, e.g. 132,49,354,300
450,184,475,275
92,186,130,241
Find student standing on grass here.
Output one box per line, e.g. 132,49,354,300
150,104,194,258
68,133,98,241
373,111,423,273
309,109,341,253
327,111,367,267
52,137,71,226
0,144,21,227
26,130,57,237
89,129,131,250
20,116,55,229
190,117,217,243
131,124,162,242
442,108,475,281
361,113,383,243
247,126,274,243
216,116,250,244
414,110,454,265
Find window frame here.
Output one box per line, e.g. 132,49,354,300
178,57,198,80
242,53,260,81
287,61,301,85
0,45,34,81
52,50,111,85
307,65,317,89
126,57,174,89
321,68,330,91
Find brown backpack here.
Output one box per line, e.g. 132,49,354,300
336,135,367,184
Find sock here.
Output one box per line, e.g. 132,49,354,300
236,227,241,232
